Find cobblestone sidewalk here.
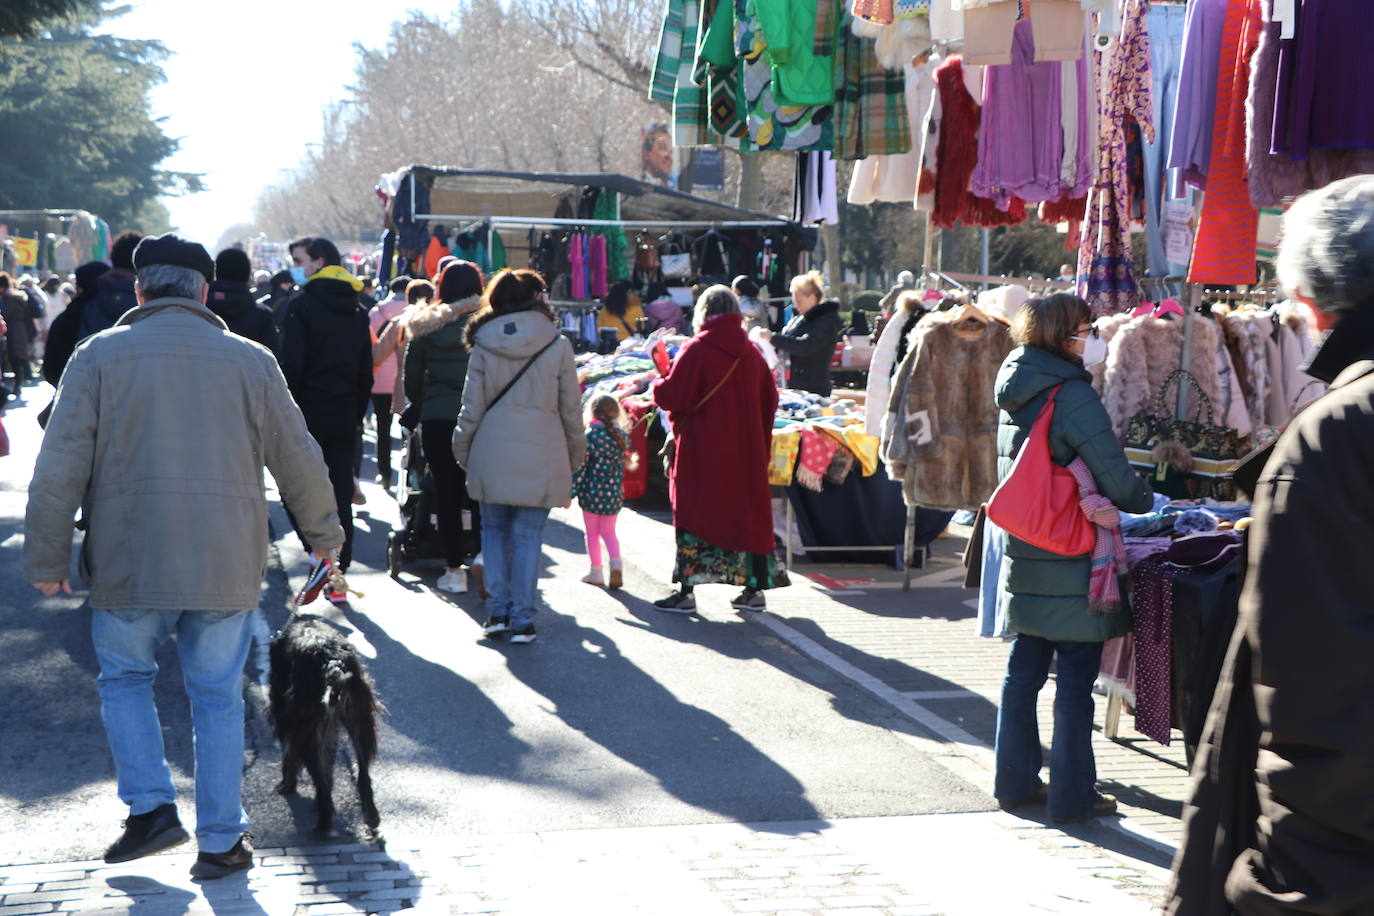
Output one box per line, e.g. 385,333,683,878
0,812,1166,916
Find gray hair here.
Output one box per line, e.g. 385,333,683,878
1277,175,1374,313
136,264,207,302
693,284,740,331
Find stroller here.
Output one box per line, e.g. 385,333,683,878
386,426,479,577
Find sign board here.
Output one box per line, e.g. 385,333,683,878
11,237,37,266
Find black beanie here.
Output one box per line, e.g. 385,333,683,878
74,260,111,293
215,248,252,283
132,233,214,285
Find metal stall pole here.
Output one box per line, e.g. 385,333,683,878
1176,284,1199,418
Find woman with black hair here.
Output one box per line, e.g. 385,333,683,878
597,279,646,343
404,260,486,593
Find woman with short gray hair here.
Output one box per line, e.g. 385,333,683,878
1169,174,1374,913
650,285,783,613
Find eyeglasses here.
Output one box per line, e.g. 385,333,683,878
1069,326,1099,342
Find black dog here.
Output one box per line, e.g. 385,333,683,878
268,616,383,837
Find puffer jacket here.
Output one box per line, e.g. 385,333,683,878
403,295,480,422
24,297,343,611
994,345,1153,643
278,269,373,440
772,299,843,396
452,309,585,508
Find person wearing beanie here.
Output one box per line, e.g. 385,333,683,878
278,235,373,588
24,231,342,881
77,231,143,342
878,269,917,315
42,261,110,386
209,248,277,352
251,269,272,301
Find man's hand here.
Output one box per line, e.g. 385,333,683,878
33,580,73,596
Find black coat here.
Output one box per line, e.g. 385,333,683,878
77,269,138,341
1168,309,1374,915
42,290,93,385
772,299,842,396
278,276,373,440
208,280,278,352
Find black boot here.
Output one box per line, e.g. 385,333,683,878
103,803,190,864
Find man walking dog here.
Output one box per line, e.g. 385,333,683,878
24,234,343,879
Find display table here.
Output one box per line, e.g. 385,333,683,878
784,464,954,589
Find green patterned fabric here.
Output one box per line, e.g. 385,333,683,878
833,12,911,160
649,0,685,103
673,530,789,590
694,0,749,140
753,0,836,107
737,0,834,151
650,0,712,146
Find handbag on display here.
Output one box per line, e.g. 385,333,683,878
1123,369,1245,499
660,232,692,280
986,385,1097,557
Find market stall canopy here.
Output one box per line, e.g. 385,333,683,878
387,165,791,227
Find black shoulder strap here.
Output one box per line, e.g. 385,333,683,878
485,337,559,414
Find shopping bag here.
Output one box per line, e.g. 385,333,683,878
986,385,1096,556
1123,369,1244,498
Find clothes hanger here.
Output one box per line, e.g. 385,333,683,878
1153,299,1184,319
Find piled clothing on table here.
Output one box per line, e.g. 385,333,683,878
881,308,1013,510
770,414,881,491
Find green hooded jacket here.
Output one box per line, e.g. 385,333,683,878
752,0,836,106
994,345,1154,643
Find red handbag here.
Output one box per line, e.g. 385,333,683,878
986,384,1095,557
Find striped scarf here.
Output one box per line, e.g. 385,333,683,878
1067,458,1125,615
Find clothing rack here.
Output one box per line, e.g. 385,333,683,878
414,213,787,230
784,502,920,591
937,271,1073,291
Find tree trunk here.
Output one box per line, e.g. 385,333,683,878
736,152,763,211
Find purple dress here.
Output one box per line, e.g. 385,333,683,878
1166,0,1227,194
970,17,1066,206
1272,0,1374,160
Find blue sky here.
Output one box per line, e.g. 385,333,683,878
102,1,459,247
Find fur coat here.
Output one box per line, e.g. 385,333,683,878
865,297,928,436
883,312,1013,511
1100,314,1223,441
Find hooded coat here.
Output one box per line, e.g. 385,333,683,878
278,269,373,440
403,295,480,422
452,309,585,508
772,299,843,396
995,345,1153,643
652,313,778,555
1167,309,1374,916
77,268,138,342
208,279,278,351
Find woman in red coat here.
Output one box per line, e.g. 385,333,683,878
651,285,783,613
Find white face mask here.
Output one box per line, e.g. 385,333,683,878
1081,332,1107,367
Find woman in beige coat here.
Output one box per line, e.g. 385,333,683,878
452,269,585,644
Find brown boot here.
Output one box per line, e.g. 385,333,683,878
608,559,623,590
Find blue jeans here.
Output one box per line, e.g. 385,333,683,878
92,608,254,853
479,503,550,628
994,634,1104,820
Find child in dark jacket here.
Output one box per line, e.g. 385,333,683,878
573,395,631,588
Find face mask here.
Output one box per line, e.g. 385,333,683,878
1081,332,1107,367
289,266,308,286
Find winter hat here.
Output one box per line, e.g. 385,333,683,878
215,248,252,283
74,260,111,293
1173,508,1219,536
133,234,214,284
897,270,915,288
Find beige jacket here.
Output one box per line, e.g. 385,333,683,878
24,298,343,611
452,310,585,508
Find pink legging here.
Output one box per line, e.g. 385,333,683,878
583,511,620,566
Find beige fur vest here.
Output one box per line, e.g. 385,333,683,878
1099,314,1222,440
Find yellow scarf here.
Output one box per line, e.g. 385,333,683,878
308,265,363,292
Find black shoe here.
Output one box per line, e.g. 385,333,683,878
652,590,697,614
731,588,766,611
508,623,537,644
104,803,190,864
190,835,254,880
483,615,510,637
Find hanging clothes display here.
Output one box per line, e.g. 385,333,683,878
1187,0,1260,286
1167,0,1226,194
1076,0,1153,317
833,9,914,160
1096,312,1224,440
1140,2,1189,280
794,151,841,224
848,54,941,205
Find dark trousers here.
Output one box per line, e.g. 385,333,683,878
371,394,394,482
287,431,359,572
421,418,479,567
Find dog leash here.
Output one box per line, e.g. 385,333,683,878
293,546,365,611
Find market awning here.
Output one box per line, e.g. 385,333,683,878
394,165,790,228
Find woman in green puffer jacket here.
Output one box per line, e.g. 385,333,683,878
404,260,485,592
991,293,1152,824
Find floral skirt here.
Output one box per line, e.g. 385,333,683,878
672,531,789,590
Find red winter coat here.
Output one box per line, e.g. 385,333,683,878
652,313,778,554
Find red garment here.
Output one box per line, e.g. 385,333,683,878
1038,194,1087,225
620,396,654,501
932,55,1028,230
652,313,778,554
422,236,450,279
1188,0,1261,285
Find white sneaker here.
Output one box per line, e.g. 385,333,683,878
581,567,605,586
437,569,468,593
